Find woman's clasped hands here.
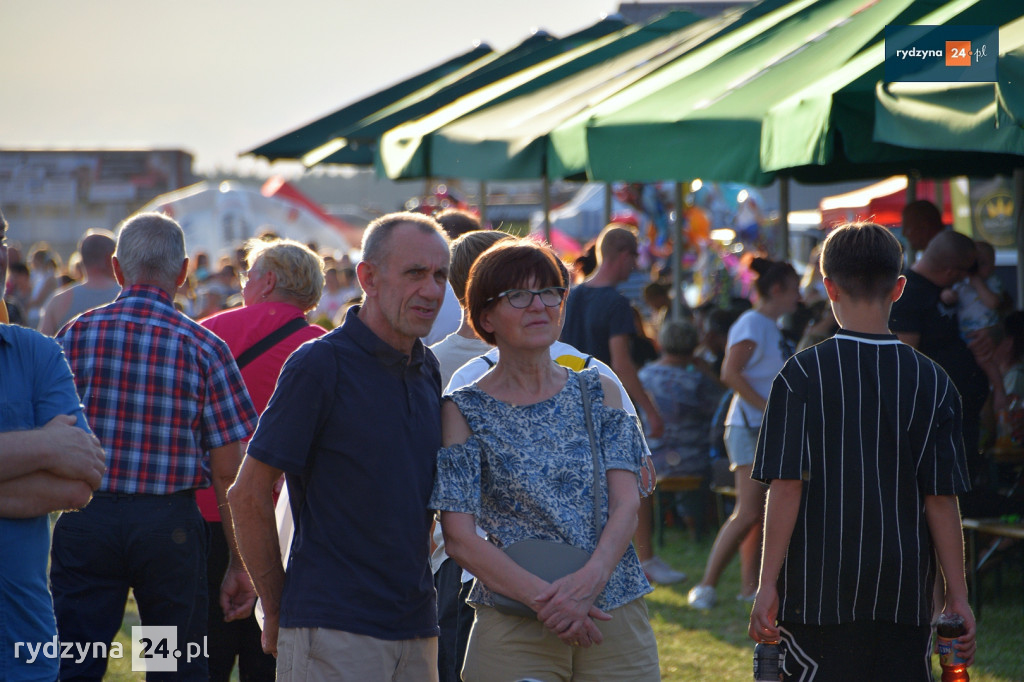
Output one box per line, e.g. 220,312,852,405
533,565,611,648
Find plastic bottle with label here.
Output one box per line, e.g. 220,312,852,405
936,613,970,682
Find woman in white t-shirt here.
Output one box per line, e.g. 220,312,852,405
688,257,800,610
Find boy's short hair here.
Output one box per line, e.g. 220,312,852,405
449,230,511,306
820,222,903,301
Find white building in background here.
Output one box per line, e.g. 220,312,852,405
138,180,358,261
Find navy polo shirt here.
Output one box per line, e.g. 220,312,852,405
248,306,441,640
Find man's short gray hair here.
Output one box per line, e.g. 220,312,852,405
115,212,187,289
361,211,448,268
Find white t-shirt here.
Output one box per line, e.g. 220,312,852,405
422,281,462,346
724,309,789,428
313,287,352,322
429,332,492,390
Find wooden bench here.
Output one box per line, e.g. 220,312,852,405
961,517,1024,620
653,476,705,547
712,485,737,527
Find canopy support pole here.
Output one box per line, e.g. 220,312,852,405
1015,169,1024,310
604,182,613,226
778,177,790,261
479,180,488,228
543,175,552,244
672,181,686,322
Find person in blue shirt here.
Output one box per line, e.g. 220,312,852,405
0,207,107,682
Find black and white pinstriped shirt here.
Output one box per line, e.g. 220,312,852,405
752,329,971,627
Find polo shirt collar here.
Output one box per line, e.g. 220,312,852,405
118,284,177,309
341,305,426,370
0,324,13,347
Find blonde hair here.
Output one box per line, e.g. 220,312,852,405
246,237,325,312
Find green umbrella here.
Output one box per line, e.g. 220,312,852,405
244,17,627,167
874,15,1024,155
245,42,493,162
761,0,1024,181
377,3,822,181
579,0,951,185
306,17,629,167
377,11,706,180
378,0,822,182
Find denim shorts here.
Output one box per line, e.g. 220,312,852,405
724,424,760,471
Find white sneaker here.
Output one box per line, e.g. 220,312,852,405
641,556,687,585
687,584,718,609
737,591,756,603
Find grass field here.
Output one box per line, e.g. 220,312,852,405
102,525,1022,681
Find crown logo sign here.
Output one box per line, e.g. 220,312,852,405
985,197,1013,218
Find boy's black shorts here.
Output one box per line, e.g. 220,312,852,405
777,620,932,681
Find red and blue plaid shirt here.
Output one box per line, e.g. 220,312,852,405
58,285,257,495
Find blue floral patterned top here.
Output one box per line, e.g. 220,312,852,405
429,367,653,611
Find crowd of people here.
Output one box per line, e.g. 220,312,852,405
0,196,1006,681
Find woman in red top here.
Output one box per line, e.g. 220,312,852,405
198,237,328,682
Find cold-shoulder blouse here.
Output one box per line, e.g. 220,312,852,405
429,367,652,610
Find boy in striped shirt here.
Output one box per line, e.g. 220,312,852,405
748,222,975,680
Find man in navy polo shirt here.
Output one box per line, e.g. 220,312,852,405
230,211,449,681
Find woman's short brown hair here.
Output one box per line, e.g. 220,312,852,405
466,239,566,346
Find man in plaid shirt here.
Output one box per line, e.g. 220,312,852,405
51,213,258,681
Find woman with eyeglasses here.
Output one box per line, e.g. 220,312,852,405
429,239,659,681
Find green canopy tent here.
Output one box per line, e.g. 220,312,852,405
760,0,1024,182
299,17,630,168
245,16,627,167
576,0,993,186
245,42,493,163
873,15,1024,156
872,15,1024,302
376,0,807,181
377,11,705,180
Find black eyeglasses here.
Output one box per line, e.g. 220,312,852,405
486,287,567,309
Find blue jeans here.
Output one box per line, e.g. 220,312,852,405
50,493,208,681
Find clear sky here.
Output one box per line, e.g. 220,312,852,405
2,0,623,175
